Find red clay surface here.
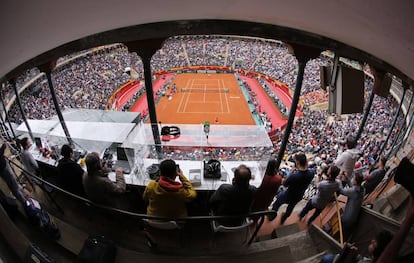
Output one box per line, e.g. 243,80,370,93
122,72,290,129
240,76,287,128
155,73,255,125
129,73,175,113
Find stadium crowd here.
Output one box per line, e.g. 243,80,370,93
3,35,400,171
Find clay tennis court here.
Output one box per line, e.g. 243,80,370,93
155,73,255,125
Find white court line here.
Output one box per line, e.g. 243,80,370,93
203,83,206,103
190,98,222,103
179,78,234,114
177,79,191,113
222,79,231,113
218,79,224,113
212,78,223,113
182,79,194,113
176,110,226,114
192,78,221,82
220,79,226,113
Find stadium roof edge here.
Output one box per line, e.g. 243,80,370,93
1,1,413,85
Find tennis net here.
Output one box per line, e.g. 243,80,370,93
181,87,229,93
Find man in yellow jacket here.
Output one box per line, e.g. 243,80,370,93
143,159,197,218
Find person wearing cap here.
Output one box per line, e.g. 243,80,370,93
268,153,315,224
143,159,196,218
56,144,85,197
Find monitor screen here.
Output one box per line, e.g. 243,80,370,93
34,137,43,149
116,147,135,161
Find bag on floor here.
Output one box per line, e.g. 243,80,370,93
24,198,61,239
25,243,55,263
25,198,42,223
38,209,61,239
77,235,117,263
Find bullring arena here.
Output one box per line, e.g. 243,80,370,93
6,36,396,167
2,0,414,261
1,11,413,261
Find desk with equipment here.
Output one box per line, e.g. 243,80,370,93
30,136,86,166
20,120,271,191
110,147,135,174
106,158,264,190
31,142,264,191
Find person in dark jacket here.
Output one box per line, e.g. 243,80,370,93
56,144,85,197
340,172,365,239
364,156,386,195
209,164,257,226
268,153,314,224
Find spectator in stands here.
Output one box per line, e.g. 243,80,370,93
251,158,282,212
82,152,125,206
320,230,393,263
19,137,39,176
335,135,360,187
298,164,341,225
56,144,85,197
5,36,398,201
364,156,386,195
0,142,27,205
339,172,365,239
209,164,257,226
268,153,314,224
143,159,196,218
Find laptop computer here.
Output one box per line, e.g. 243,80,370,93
111,147,134,174
34,137,43,149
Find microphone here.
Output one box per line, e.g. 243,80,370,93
203,121,210,139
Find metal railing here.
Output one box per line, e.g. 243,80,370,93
6,157,276,248
334,192,344,245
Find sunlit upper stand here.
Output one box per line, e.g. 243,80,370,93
16,109,273,190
